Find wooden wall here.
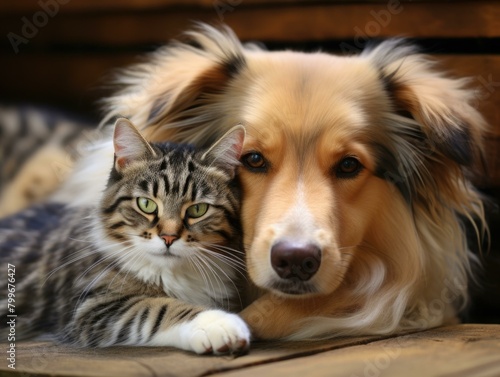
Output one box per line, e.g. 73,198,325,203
1,0,499,186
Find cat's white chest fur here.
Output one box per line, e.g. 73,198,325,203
126,254,235,308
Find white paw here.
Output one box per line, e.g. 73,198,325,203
182,310,251,355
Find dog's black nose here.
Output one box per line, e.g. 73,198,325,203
270,241,321,281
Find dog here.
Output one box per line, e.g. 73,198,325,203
55,24,487,340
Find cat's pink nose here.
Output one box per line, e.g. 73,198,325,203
160,234,179,247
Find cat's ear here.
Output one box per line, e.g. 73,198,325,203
113,118,156,171
201,125,245,177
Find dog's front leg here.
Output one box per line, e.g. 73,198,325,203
240,292,333,340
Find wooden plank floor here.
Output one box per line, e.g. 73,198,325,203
1,324,499,377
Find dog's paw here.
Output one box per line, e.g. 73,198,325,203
182,310,250,355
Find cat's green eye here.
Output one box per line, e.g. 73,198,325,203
137,197,157,214
186,203,209,219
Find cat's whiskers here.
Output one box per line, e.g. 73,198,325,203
199,247,244,274
66,229,95,244
113,245,150,297
43,245,96,285
191,252,232,310
200,252,247,282
201,243,246,255
197,249,243,309
200,255,229,301
190,254,218,296
202,248,246,270
72,246,139,319
43,240,132,286
76,243,137,299
187,254,223,307
200,243,246,258
73,248,132,303
198,243,247,274
74,244,129,284
186,256,210,295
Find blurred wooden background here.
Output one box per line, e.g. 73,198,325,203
0,0,499,319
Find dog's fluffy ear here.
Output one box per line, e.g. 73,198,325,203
101,24,246,147
364,40,487,167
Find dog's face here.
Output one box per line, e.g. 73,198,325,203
113,26,485,317
234,53,396,296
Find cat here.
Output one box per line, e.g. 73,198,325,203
0,118,250,354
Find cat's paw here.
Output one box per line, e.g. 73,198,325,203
183,310,250,355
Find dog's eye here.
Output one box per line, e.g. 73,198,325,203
336,157,363,178
242,152,267,172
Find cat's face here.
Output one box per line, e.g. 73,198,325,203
99,119,244,264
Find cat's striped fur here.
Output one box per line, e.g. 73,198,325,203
0,119,250,354
0,105,95,218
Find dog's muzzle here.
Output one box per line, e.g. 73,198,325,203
270,241,321,281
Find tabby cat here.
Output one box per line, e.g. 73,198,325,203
0,118,250,354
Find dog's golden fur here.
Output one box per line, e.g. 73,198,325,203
57,24,487,340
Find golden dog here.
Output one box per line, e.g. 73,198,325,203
58,24,487,340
